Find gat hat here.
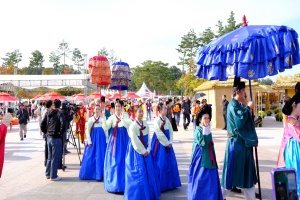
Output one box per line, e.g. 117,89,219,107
233,77,245,92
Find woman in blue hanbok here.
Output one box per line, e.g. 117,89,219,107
79,105,107,181
103,100,131,193
125,105,161,200
277,92,300,196
186,105,223,200
151,103,181,192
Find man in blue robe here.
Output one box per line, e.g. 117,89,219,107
221,77,258,200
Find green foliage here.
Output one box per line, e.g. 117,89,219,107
72,48,84,72
98,47,109,57
224,11,243,34
274,107,280,114
266,110,272,116
258,111,266,118
131,60,179,94
98,47,119,64
29,50,44,68
57,40,71,66
49,51,61,71
1,49,22,66
257,78,274,85
275,113,283,121
198,27,215,47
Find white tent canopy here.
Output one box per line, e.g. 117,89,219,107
136,82,153,98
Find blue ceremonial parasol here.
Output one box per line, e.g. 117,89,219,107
194,15,300,200
110,61,131,91
195,15,300,100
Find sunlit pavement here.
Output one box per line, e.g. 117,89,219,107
1,115,282,200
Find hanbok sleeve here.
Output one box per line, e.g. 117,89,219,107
122,112,132,129
103,115,114,135
128,122,147,155
154,118,170,146
86,118,93,145
145,122,151,152
233,106,258,147
166,118,173,144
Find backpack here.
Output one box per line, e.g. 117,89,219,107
173,104,180,112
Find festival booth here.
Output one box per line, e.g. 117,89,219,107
136,82,154,99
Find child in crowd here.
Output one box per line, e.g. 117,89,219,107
124,106,160,200
186,105,223,200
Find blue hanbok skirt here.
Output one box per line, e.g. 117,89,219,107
187,145,223,200
125,135,161,200
284,137,300,196
79,127,107,181
104,126,129,192
151,129,181,191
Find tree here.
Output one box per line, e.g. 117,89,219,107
169,65,182,80
224,11,243,34
42,68,54,75
49,51,60,73
72,48,84,72
131,60,178,94
176,29,201,74
258,78,274,85
29,50,44,74
1,49,22,68
98,47,119,64
98,47,109,57
0,65,14,74
57,40,71,66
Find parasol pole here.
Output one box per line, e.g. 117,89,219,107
244,13,261,200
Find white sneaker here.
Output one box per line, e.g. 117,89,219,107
50,176,62,181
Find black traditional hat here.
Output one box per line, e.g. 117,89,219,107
101,96,105,103
233,76,245,93
196,105,212,126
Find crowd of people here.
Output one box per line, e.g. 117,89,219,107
1,79,299,199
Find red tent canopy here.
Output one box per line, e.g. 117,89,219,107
0,93,18,102
121,92,140,99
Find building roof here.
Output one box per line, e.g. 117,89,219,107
194,77,259,92
271,76,300,90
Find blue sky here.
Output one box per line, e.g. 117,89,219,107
1,0,300,80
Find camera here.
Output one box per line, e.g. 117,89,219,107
62,101,80,113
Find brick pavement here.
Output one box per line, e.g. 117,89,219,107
0,115,283,200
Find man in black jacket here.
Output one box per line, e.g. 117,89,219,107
182,97,191,130
41,99,66,181
16,103,30,141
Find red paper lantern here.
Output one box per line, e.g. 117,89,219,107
88,56,111,85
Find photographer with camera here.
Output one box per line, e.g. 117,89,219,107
61,101,76,154
41,99,66,181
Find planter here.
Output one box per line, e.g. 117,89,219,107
267,114,272,116
258,124,262,127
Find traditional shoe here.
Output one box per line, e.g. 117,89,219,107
46,176,50,179
231,186,242,193
50,176,62,181
24,135,26,138
20,138,23,141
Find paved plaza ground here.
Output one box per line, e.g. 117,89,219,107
0,115,283,200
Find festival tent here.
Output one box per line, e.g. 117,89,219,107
136,82,154,98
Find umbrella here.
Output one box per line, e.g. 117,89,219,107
110,61,131,91
0,92,18,102
192,92,206,100
194,16,300,199
88,92,101,99
31,95,42,101
38,92,66,101
121,92,140,99
72,93,87,101
110,93,122,99
105,93,112,99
